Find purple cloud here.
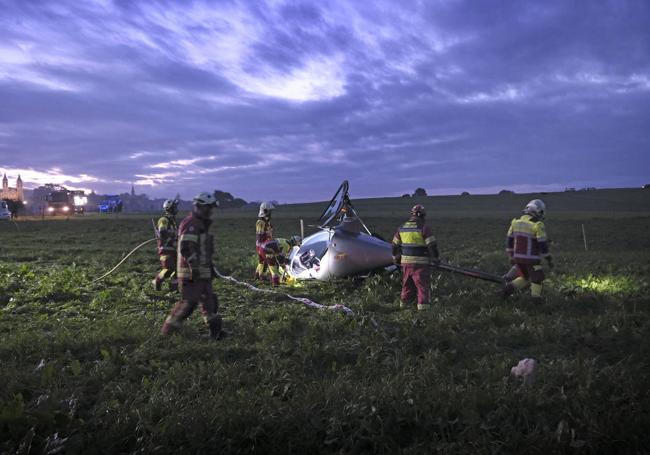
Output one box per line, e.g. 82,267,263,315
0,0,648,203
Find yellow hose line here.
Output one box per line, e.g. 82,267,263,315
90,238,157,284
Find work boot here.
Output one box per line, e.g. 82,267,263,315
417,303,431,311
272,275,280,286
399,301,409,309
208,314,223,339
152,278,162,292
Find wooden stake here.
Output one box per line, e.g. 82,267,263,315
581,223,588,251
300,219,305,239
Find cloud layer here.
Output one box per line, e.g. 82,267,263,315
1,0,649,202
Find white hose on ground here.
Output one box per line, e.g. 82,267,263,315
212,266,354,316
87,236,352,316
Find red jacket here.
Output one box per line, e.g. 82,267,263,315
176,213,214,281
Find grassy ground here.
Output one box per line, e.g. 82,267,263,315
1,189,649,454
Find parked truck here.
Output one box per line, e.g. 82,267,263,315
46,189,87,215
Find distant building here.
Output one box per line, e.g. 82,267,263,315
1,173,24,202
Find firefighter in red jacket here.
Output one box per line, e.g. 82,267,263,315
255,201,275,281
392,204,439,310
153,199,179,291
502,199,553,302
161,192,222,338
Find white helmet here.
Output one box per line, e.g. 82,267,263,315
523,199,546,218
193,192,217,206
258,201,275,218
162,199,178,213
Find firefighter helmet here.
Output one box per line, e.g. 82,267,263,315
193,192,217,206
289,235,302,247
410,204,426,218
523,199,546,218
258,201,275,218
162,199,178,214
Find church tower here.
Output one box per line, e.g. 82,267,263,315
2,173,7,192
131,184,135,196
17,175,23,200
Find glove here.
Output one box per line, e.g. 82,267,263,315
392,255,401,266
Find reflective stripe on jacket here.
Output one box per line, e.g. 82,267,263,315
177,214,214,280
256,218,273,247
156,215,178,255
506,214,549,264
392,219,436,265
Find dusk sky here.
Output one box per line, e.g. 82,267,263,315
1,0,649,203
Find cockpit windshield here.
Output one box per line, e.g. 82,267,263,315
289,230,331,275
317,180,349,227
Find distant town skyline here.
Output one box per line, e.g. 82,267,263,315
1,1,649,202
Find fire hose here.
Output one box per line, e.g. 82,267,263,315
90,238,157,284
88,238,350,315
212,266,353,316
434,261,505,284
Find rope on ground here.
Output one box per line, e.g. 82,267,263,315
90,238,157,285
213,266,354,316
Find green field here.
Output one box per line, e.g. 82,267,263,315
1,189,649,454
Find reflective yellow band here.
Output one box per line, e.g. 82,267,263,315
512,220,535,234
401,255,430,264
177,266,212,279
399,231,425,245
180,234,198,243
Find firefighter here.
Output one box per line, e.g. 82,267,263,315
161,192,222,338
392,204,439,310
502,199,553,303
259,236,302,284
152,199,179,291
254,201,275,281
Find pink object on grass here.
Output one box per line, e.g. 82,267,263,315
511,358,537,384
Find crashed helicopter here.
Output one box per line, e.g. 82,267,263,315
286,180,504,283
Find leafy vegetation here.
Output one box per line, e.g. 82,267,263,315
1,189,649,453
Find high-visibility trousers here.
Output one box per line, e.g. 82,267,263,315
400,264,430,306
511,262,545,297
155,254,176,279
